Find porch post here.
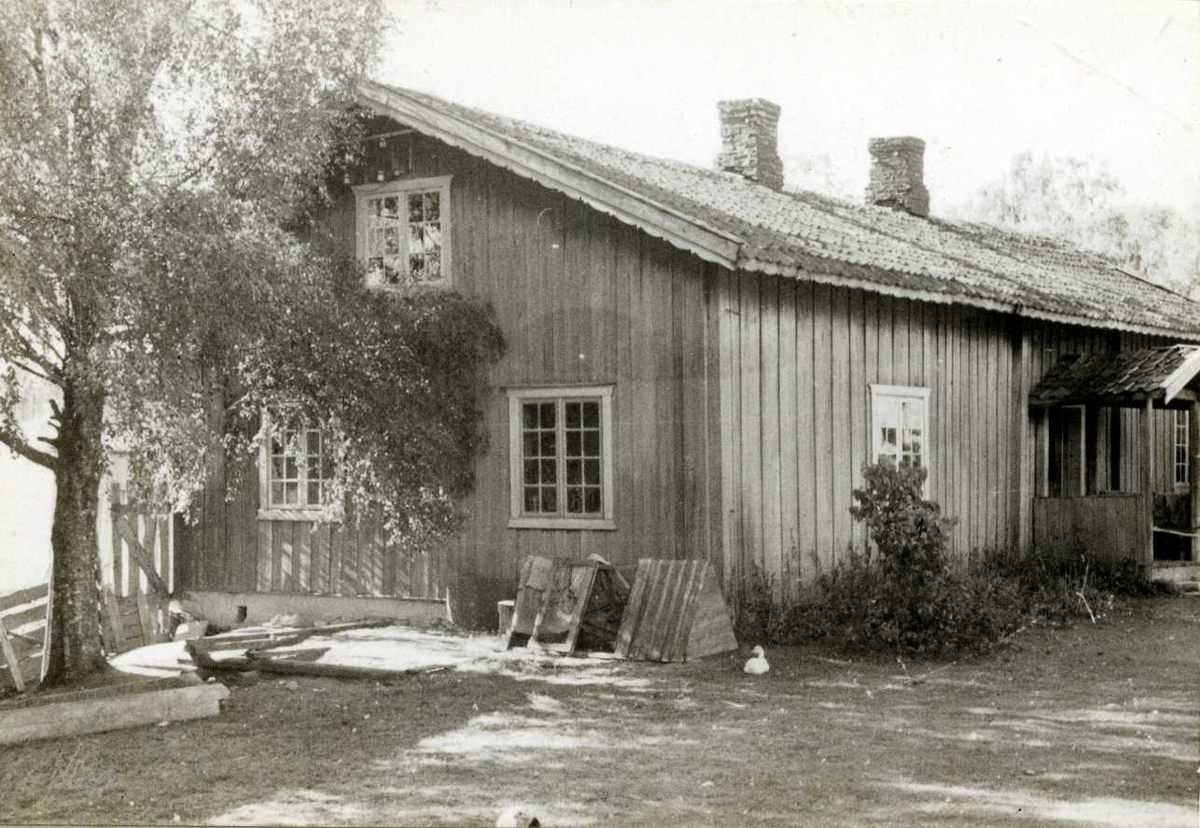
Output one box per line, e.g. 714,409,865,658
1141,398,1154,570
1034,408,1048,498
1190,401,1199,561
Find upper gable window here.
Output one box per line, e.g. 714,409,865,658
355,176,451,289
869,384,931,488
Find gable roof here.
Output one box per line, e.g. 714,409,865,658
1028,345,1200,408
356,80,1200,340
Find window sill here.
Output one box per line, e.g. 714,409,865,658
257,508,343,523
507,517,617,531
365,280,452,293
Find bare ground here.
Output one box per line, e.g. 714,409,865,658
1,595,1196,827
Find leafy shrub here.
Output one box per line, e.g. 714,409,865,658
733,564,786,644
847,462,956,643
739,462,1167,655
780,551,1026,655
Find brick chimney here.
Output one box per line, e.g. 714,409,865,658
716,99,784,190
865,137,930,217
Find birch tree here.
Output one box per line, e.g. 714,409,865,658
0,0,501,684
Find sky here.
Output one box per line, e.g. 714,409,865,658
378,0,1199,223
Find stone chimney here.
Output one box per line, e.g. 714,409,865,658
716,99,784,190
865,136,930,217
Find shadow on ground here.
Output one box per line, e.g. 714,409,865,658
2,596,1196,827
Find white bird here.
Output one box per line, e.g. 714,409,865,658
743,645,770,675
496,806,540,827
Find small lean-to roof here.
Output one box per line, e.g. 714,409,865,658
1028,345,1200,408
356,80,1200,340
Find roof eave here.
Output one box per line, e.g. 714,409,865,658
355,81,742,269
1162,348,1200,403
739,255,1200,343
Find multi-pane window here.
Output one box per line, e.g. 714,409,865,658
869,385,931,479
508,387,615,529
1175,409,1191,488
356,177,450,288
265,413,335,511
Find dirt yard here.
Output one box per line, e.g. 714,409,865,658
2,595,1196,827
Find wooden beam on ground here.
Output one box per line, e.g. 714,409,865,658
0,681,229,747
193,619,392,653
0,615,26,692
245,655,457,680
114,514,171,598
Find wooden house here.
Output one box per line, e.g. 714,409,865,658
175,83,1200,628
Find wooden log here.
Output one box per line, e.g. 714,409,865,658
115,514,171,597
248,647,330,663
191,633,305,655
0,682,229,747
188,619,392,658
247,657,453,680
0,615,26,691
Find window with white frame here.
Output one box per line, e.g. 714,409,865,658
259,409,337,519
355,176,451,289
869,385,930,478
507,387,615,529
1175,409,1190,488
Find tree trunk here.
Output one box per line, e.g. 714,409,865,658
43,374,108,686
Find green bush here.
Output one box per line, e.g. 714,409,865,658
779,551,1026,655
737,462,1167,655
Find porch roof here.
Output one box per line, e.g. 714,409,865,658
1029,345,1200,409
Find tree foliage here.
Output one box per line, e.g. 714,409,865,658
0,0,504,682
959,150,1200,300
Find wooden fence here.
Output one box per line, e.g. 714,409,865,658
102,483,174,656
0,485,174,691
0,583,50,691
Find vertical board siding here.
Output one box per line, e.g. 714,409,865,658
812,284,835,574
175,123,1184,619
760,277,783,595
716,272,1158,595
179,129,722,623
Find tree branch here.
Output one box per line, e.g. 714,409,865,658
0,319,63,381
9,359,52,383
0,426,58,471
